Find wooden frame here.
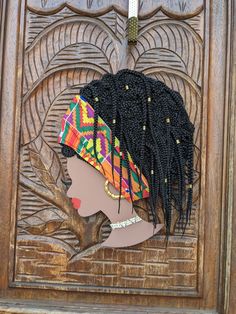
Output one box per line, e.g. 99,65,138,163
9,0,206,298
218,0,236,313
0,0,235,312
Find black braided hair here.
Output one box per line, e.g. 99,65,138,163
61,69,195,236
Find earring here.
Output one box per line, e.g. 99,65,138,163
104,180,125,200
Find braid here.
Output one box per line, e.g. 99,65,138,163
167,87,194,228
171,130,185,206
118,112,124,214
138,89,147,194
123,146,134,207
109,76,118,183
147,104,167,229
93,101,99,161
159,91,174,236
149,153,157,225
186,136,194,223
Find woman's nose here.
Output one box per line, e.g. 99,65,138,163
66,185,73,198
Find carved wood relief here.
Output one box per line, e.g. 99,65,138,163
14,1,204,295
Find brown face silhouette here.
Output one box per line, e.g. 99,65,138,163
66,156,163,248
67,156,106,217
66,156,134,219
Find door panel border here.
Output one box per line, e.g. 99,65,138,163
0,0,234,312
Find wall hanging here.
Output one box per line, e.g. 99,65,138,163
58,69,195,248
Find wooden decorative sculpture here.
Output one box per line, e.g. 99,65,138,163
14,1,202,296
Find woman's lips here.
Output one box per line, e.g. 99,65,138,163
71,198,81,209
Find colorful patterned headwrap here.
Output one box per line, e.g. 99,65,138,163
58,95,149,202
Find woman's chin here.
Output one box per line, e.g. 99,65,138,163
77,209,89,217
77,208,99,217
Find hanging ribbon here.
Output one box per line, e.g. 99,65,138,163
128,0,139,44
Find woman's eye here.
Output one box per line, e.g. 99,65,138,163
61,178,72,188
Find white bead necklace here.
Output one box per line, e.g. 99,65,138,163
110,215,142,230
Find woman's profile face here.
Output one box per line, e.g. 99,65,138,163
66,156,106,217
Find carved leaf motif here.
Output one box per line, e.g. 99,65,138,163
179,0,187,12
87,0,93,9
22,69,102,146
139,1,144,11
130,21,203,85
18,208,67,235
41,0,47,8
112,12,126,39
24,18,118,94
47,43,111,74
29,137,66,191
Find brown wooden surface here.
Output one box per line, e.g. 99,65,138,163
14,0,203,295
228,70,236,313
223,1,236,313
228,72,236,314
0,299,218,314
0,0,234,313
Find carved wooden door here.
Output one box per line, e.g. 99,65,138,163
0,0,232,313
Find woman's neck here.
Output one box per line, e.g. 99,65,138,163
101,198,139,223
101,218,163,248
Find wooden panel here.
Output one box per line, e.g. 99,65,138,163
11,0,204,296
0,0,233,312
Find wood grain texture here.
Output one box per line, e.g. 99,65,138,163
228,70,236,313
27,0,203,18
0,299,218,314
12,1,203,296
224,67,235,313
221,1,236,313
0,0,234,312
0,0,6,103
